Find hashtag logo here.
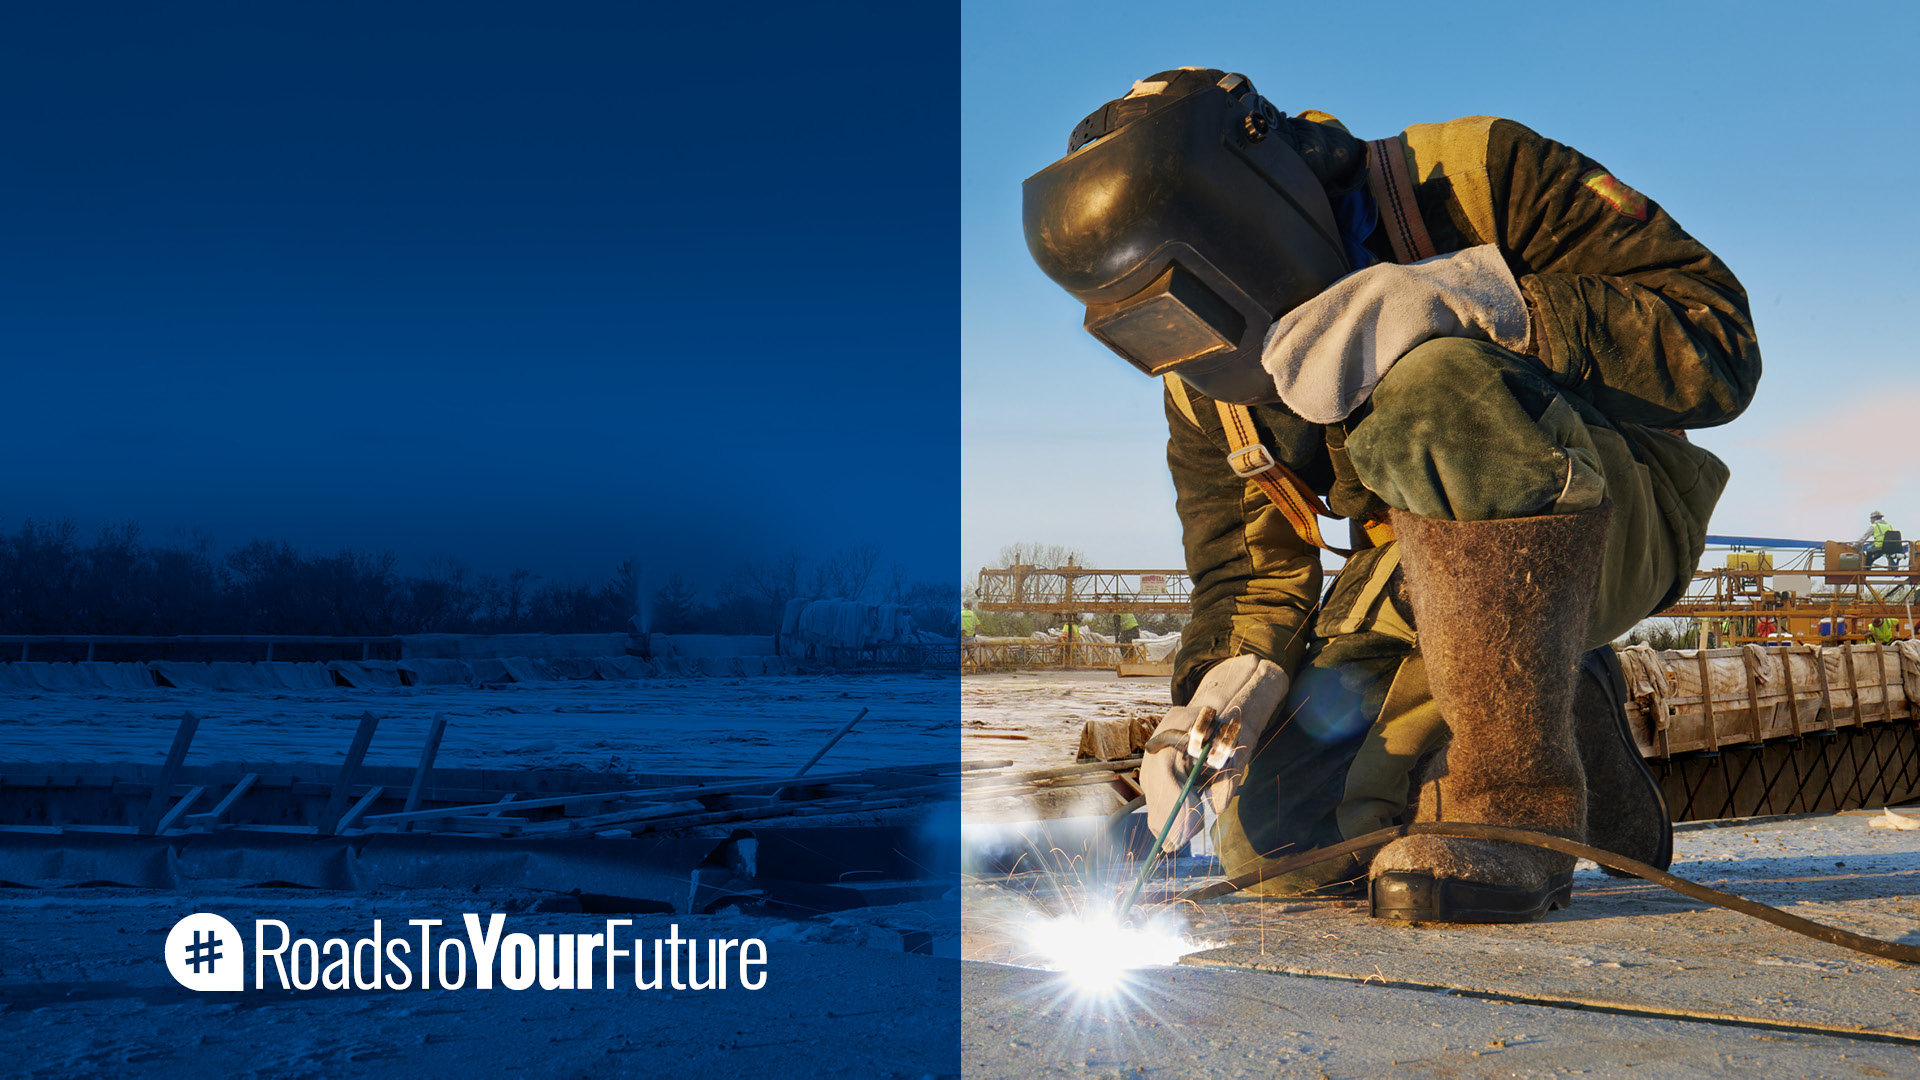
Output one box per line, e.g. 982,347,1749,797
183,930,222,973
165,913,243,991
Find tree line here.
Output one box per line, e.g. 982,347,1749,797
0,519,957,639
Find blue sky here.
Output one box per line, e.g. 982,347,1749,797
963,0,1920,580
2,3,956,592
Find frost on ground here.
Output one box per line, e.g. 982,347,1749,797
0,671,956,776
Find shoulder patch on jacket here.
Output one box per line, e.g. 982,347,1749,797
1579,169,1649,221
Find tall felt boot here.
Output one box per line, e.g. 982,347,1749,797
1370,502,1614,923
1574,646,1673,874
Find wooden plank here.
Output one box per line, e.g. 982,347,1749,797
1877,647,1896,723
335,785,387,833
319,712,381,835
152,785,206,834
541,780,955,836
360,763,952,826
1741,647,1766,745
138,712,199,835
184,773,258,828
1698,651,1719,752
439,815,529,834
482,793,519,817
792,708,869,778
1814,646,1836,732
1842,647,1863,729
963,758,1145,785
401,713,449,821
1782,646,1804,738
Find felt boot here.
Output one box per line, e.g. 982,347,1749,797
1574,646,1673,874
1370,503,1613,923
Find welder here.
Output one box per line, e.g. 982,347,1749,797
1022,69,1760,923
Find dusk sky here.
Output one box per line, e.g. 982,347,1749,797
3,4,956,592
964,1,1919,579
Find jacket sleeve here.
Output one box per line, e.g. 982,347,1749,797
1489,119,1761,429
1166,385,1322,704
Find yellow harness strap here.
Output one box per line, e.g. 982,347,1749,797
1165,370,1396,557
1365,136,1439,264
1212,399,1359,557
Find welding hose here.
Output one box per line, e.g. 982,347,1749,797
1177,821,1920,966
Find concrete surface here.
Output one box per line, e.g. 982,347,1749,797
962,789,1920,1076
962,960,1920,1078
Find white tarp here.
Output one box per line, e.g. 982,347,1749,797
779,600,916,656
1134,630,1181,662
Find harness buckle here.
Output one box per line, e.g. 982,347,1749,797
1227,443,1277,478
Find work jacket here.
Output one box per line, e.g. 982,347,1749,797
1167,115,1761,701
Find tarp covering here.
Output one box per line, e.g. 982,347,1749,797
398,659,474,686
0,662,157,691
148,662,221,690
594,655,653,680
649,634,776,659
779,600,916,657
399,633,632,660
1134,630,1182,662
547,657,601,681
1620,643,1913,756
327,661,406,688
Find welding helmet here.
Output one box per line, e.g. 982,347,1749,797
1022,68,1351,405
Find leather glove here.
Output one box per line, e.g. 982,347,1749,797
1140,655,1290,855
1259,244,1530,423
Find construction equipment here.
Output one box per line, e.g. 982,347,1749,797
968,565,1191,672
1662,534,1920,647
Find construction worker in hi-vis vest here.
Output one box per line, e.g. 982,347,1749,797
1022,68,1757,925
1861,511,1900,569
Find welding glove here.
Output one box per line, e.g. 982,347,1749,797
1260,244,1530,424
1140,655,1290,855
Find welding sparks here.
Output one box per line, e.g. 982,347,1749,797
1021,903,1211,996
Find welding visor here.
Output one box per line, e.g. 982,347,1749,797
1021,73,1350,404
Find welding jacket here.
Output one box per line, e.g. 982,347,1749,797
1168,115,1761,704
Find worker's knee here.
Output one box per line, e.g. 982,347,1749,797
1347,339,1570,521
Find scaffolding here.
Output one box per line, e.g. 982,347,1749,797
966,565,1193,673
1662,541,1920,647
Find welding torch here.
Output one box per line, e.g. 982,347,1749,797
1118,707,1227,923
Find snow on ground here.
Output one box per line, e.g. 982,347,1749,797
0,672,957,777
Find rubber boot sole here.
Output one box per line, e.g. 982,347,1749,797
1370,868,1575,924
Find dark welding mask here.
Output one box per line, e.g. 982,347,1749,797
1022,69,1350,405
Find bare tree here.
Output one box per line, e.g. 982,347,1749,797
994,540,1087,569
811,542,884,601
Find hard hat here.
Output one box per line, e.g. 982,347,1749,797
1021,69,1350,405
1873,511,1886,520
